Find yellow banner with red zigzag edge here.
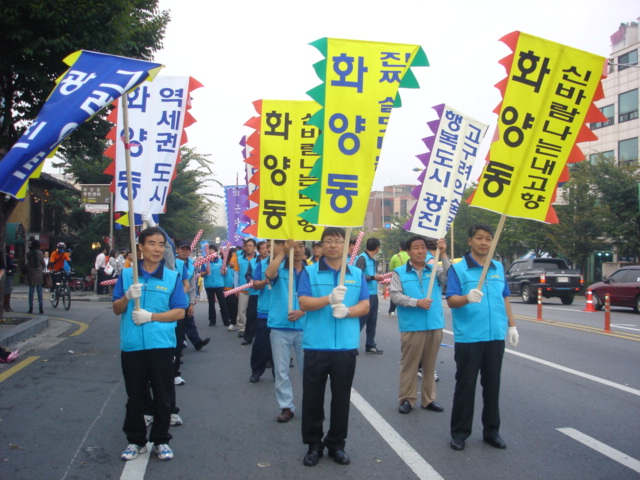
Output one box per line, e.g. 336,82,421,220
469,31,607,223
243,100,323,240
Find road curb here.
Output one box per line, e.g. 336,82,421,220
0,316,49,349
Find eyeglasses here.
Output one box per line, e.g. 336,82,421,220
322,240,345,246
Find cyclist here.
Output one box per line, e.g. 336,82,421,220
49,242,72,285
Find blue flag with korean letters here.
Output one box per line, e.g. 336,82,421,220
0,50,163,199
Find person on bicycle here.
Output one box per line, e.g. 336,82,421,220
49,242,71,284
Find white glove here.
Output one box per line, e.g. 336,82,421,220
141,211,156,227
125,283,144,300
132,308,153,325
331,303,348,319
508,326,519,347
329,286,347,305
467,288,484,303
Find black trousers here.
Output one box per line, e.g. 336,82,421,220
243,295,258,342
302,350,357,451
250,316,273,376
450,340,505,441
121,348,174,446
205,287,230,325
225,292,238,326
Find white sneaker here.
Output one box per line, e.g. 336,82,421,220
144,415,154,427
417,368,423,379
228,324,236,331
434,370,439,382
154,443,174,460
174,376,185,385
389,311,396,317
121,443,147,461
170,413,183,426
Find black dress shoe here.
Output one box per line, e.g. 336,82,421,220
241,339,252,345
249,374,260,383
484,435,507,449
303,448,323,466
328,449,350,465
450,439,465,451
422,401,444,412
195,338,210,351
398,400,412,414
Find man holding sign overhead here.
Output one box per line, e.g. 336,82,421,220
298,227,369,467
446,223,519,452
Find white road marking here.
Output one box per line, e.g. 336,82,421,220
121,442,153,480
350,389,444,480
443,329,640,397
611,324,640,332
557,428,640,473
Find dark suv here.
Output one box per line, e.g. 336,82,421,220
586,266,640,312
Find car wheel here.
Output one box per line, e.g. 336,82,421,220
591,292,603,311
560,295,574,305
635,296,640,314
521,285,535,304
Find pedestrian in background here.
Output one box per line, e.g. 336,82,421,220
26,239,46,314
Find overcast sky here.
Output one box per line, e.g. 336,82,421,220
151,0,638,198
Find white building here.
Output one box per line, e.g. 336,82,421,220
579,19,639,165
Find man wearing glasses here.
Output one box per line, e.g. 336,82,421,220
297,227,370,467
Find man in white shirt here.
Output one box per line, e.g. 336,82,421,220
95,247,108,294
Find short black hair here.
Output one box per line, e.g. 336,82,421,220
405,235,428,251
366,237,380,251
468,223,494,238
243,238,257,247
256,240,266,250
321,227,346,241
138,227,166,245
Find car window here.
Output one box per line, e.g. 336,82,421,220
507,262,521,274
622,270,640,283
608,269,627,283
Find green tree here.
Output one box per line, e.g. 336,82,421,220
0,1,169,314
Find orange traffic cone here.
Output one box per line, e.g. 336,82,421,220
384,285,390,299
583,289,596,312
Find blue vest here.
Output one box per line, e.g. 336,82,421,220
203,258,224,288
120,264,181,352
256,257,272,317
450,254,508,343
301,260,364,350
395,261,444,332
268,259,304,331
357,252,378,296
175,257,195,281
237,252,258,295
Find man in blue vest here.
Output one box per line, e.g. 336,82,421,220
113,227,188,462
391,236,450,415
298,227,370,467
355,237,384,354
446,223,519,452
231,238,258,340
264,240,306,423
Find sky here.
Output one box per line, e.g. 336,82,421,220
150,0,638,199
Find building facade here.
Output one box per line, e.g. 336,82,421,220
580,19,639,166
364,185,417,231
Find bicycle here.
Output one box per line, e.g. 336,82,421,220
69,274,92,292
50,271,71,310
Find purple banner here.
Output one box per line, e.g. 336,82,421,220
224,185,250,246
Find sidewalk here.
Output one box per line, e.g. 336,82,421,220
0,284,111,349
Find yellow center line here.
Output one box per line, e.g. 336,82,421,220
515,314,640,341
0,356,40,382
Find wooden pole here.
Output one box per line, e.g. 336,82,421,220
476,214,506,291
339,227,353,286
121,97,140,310
288,246,294,313
426,248,440,299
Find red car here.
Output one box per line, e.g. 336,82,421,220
587,266,640,313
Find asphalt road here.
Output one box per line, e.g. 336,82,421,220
1,293,639,480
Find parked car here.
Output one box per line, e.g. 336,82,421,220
586,266,640,313
505,257,583,305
